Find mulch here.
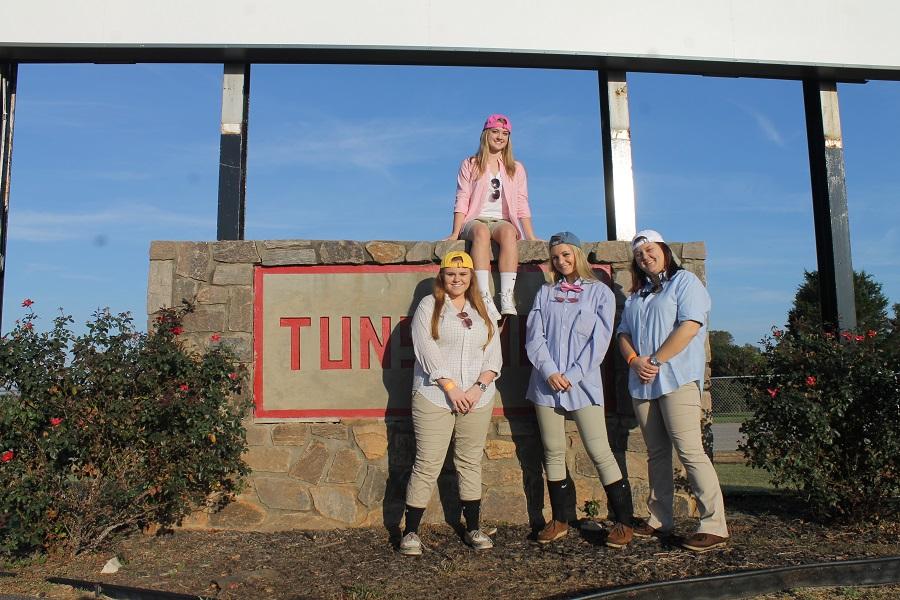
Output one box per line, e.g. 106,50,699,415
2,493,899,600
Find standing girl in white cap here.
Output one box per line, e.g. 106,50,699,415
446,114,538,317
399,250,502,556
525,231,635,548
617,229,729,553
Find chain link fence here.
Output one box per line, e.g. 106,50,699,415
709,375,754,422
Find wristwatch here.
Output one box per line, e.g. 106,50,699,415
474,381,488,392
649,356,662,367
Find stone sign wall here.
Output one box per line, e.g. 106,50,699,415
147,239,709,531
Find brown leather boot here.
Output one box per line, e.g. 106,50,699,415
603,479,635,548
605,521,634,549
537,519,569,544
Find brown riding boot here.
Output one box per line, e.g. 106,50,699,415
539,477,576,544
604,479,635,549
537,519,570,544
605,521,634,549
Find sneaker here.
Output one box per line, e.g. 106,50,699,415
499,291,517,315
482,525,498,536
464,529,494,550
536,520,569,544
631,518,669,539
399,532,422,556
681,532,728,553
605,522,634,549
481,293,502,321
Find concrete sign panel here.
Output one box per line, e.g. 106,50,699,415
3,1,899,78
253,264,611,420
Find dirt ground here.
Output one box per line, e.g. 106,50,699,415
2,494,899,600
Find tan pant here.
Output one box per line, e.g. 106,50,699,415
632,382,728,537
405,392,494,508
535,403,622,485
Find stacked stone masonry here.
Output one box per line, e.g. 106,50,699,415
148,239,710,531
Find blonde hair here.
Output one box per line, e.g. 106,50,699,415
546,244,599,285
471,127,516,180
430,262,495,349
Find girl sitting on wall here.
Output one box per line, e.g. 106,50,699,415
446,114,538,318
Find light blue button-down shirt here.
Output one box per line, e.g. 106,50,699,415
525,279,615,410
617,269,710,400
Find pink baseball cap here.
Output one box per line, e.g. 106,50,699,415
483,114,512,133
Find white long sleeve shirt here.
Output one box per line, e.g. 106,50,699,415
411,294,502,410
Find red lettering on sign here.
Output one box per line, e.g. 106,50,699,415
279,317,312,370
360,316,391,369
320,316,352,370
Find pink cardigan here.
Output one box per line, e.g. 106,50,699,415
454,157,531,239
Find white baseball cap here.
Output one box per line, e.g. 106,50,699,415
631,229,665,253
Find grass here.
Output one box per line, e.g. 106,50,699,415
714,461,776,493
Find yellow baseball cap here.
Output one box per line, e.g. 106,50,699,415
440,250,474,269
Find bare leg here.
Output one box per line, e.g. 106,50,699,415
492,222,519,272
467,222,492,271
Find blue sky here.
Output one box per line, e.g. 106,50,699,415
5,64,898,346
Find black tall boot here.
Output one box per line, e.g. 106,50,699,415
604,478,634,548
538,475,576,544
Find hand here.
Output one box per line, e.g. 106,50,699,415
630,356,659,384
464,386,483,408
446,387,472,413
547,373,572,392
443,232,460,241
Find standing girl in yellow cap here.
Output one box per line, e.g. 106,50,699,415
399,251,502,556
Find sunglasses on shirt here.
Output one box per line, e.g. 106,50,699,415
553,296,579,303
490,178,500,201
457,311,473,329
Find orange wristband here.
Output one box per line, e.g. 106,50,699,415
626,353,637,365
442,381,456,392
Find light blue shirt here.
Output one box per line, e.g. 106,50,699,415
617,269,710,400
525,279,615,411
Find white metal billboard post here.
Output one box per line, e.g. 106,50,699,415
0,63,16,328
217,63,250,241
599,71,637,242
804,79,856,332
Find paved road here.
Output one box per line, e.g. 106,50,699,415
711,423,745,452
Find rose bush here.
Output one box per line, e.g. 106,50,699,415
0,301,250,556
741,324,899,521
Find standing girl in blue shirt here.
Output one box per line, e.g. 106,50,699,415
617,229,728,553
525,232,634,548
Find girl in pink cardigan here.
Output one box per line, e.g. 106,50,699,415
447,114,538,317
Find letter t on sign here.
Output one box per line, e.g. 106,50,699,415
280,317,311,370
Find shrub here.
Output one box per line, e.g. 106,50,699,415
0,301,250,556
741,325,899,521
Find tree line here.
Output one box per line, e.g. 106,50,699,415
711,270,899,377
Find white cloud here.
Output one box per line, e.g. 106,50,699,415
251,117,470,175
9,203,213,243
731,101,788,147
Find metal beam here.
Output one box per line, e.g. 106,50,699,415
803,79,856,331
0,63,17,330
599,71,637,241
217,63,250,241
